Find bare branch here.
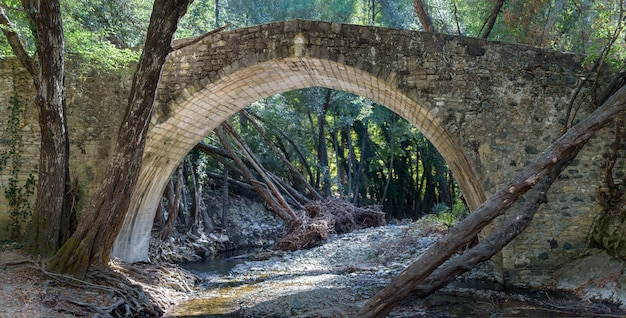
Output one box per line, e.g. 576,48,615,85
0,5,36,77
479,0,505,39
452,0,461,35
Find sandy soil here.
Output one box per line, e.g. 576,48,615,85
0,248,77,317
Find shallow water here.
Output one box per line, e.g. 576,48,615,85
183,250,256,276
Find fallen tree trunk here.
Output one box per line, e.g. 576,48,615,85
412,143,583,297
241,110,323,201
358,84,626,317
215,128,294,223
221,122,299,222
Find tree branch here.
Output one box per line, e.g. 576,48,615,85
0,5,36,77
413,0,435,32
412,143,582,298
479,0,505,39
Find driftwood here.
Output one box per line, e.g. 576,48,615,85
271,199,386,251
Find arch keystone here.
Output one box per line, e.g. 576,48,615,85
292,33,308,57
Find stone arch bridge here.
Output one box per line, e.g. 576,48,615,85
103,20,604,283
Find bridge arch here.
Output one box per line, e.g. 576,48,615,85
112,56,484,262
112,20,590,264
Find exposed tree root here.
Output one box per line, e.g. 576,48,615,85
109,259,199,311
271,199,386,251
2,255,198,317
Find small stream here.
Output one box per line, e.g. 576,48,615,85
171,256,622,317
183,249,258,276
166,226,625,318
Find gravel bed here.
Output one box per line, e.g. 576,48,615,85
171,222,447,317
169,221,624,318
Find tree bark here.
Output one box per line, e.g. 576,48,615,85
0,1,73,256
352,123,368,205
413,0,435,32
317,89,332,198
358,85,626,317
185,158,201,232
46,0,193,278
479,0,505,39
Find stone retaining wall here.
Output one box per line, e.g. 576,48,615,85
0,58,131,240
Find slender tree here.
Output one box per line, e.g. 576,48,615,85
0,1,73,255
478,0,505,38
317,89,332,198
47,0,194,278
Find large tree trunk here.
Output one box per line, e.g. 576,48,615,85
29,0,74,255
411,143,582,296
358,85,626,317
413,0,435,32
46,0,193,278
0,1,73,256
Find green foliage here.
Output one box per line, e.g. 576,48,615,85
0,69,36,241
200,86,461,221
579,1,626,71
0,1,37,59
425,193,468,227
62,0,143,73
177,0,218,38
62,0,152,48
218,0,418,28
0,1,142,71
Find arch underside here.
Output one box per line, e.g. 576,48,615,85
112,57,486,262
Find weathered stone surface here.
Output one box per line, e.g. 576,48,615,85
0,58,131,237
0,20,616,287
552,249,626,308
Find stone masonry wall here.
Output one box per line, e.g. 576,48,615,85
0,58,131,240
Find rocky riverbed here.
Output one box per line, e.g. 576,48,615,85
166,220,626,317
